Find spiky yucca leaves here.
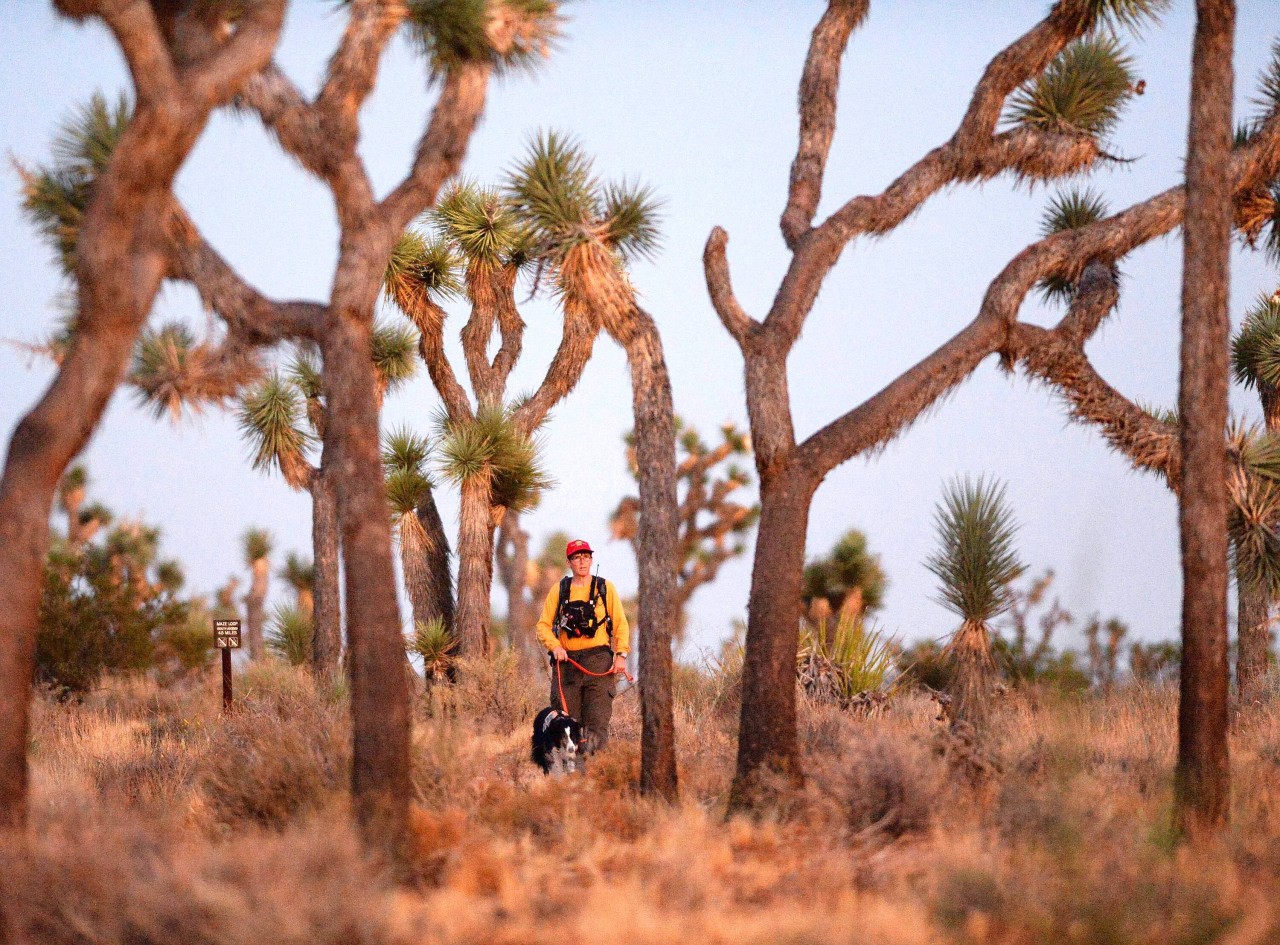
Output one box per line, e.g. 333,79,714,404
1037,187,1113,302
1007,36,1137,140
266,603,313,667
797,614,895,707
403,0,561,77
436,404,551,512
506,131,662,265
18,92,131,274
1255,39,1280,119
279,552,315,616
237,373,313,490
407,617,456,682
242,528,273,569
131,322,259,422
1233,295,1280,393
370,320,419,402
1059,0,1169,34
385,229,462,316
434,182,533,267
926,476,1025,729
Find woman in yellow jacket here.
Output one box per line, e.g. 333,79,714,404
535,538,629,752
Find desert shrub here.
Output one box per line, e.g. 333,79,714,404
0,810,415,945
36,545,188,696
200,665,348,828
798,614,896,705
452,650,541,733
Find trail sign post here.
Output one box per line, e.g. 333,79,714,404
214,620,241,712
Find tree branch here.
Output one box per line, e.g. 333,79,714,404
381,62,492,234
183,0,287,108
702,227,760,348
512,299,600,438
315,0,406,127
98,0,180,104
779,0,869,248
164,204,327,344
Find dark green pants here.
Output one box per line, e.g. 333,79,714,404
550,646,616,752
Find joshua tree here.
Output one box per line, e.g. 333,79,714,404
2,0,563,856
1174,0,1237,832
802,529,887,627
611,420,759,637
241,528,274,660
495,511,534,652
703,0,1280,810
382,171,611,660
925,477,1026,730
1231,296,1280,702
239,334,417,675
509,133,680,800
279,551,315,620
382,427,454,637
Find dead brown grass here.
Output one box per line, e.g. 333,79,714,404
5,659,1280,945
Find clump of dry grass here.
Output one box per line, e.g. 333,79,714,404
11,659,1280,944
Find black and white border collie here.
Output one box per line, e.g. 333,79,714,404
531,706,583,775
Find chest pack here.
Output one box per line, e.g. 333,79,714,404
553,575,613,641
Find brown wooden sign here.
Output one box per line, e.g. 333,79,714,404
214,619,242,649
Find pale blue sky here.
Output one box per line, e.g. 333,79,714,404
2,2,1278,660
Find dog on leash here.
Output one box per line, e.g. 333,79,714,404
531,706,583,775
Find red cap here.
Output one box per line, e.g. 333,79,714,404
565,539,593,559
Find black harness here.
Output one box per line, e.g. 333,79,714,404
552,575,614,642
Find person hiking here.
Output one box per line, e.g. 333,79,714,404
534,538,630,753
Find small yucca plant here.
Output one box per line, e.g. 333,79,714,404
132,322,255,422
926,476,1025,729
370,319,419,402
797,614,896,707
1006,36,1137,140
408,617,457,683
266,604,313,667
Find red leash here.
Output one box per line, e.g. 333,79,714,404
554,656,636,715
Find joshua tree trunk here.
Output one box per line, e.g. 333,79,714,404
497,512,537,666
416,488,455,632
245,556,270,659
728,470,816,811
1175,0,1235,834
454,476,496,657
606,307,680,801
1238,384,1280,701
312,462,342,676
945,620,996,729
322,309,411,859
1236,559,1269,706
0,1,286,828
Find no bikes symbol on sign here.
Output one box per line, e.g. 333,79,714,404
214,620,242,649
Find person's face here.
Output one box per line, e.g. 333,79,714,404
569,552,593,577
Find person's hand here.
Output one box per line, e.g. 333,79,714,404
552,646,568,662
613,654,628,674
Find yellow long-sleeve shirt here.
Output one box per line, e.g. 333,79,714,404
535,577,630,654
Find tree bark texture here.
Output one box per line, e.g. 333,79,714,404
1236,557,1269,707
1175,0,1235,834
728,471,816,812
311,462,342,676
609,308,679,801
454,476,496,658
321,312,411,858
245,556,269,659
416,487,455,632
1237,383,1280,702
